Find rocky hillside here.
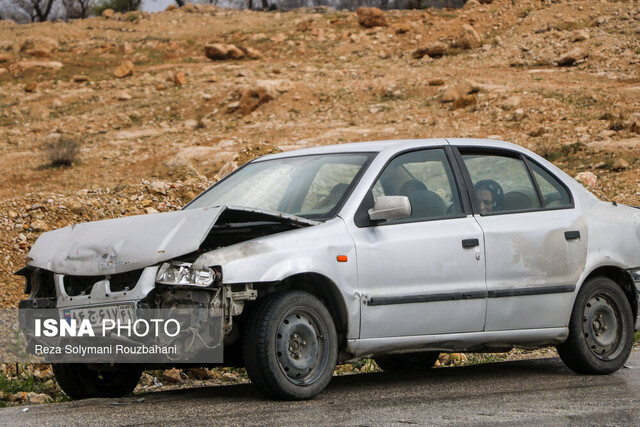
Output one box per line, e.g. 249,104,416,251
0,0,639,307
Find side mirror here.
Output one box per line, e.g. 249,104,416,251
368,196,412,222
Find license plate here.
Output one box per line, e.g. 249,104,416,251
63,303,135,328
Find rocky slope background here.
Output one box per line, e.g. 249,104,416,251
0,0,639,405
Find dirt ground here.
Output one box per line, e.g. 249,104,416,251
0,0,639,307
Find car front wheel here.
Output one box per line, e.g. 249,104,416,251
556,276,634,374
243,290,338,400
52,363,141,399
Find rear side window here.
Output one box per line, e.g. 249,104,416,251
529,162,572,208
462,153,541,214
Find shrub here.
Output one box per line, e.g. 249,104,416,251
608,112,627,131
44,138,81,167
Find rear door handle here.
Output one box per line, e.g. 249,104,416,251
462,238,480,249
564,230,581,241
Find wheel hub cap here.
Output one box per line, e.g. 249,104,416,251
583,294,621,359
276,313,320,383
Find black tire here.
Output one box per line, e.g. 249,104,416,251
375,351,440,372
243,291,338,400
52,363,142,399
556,276,634,374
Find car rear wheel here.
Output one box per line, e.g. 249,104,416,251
374,352,440,372
556,276,633,374
52,363,142,399
243,291,338,400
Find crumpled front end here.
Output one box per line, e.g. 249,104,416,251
16,205,316,364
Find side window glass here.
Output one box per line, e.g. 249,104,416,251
530,162,572,208
373,149,462,220
300,162,361,213
461,153,541,214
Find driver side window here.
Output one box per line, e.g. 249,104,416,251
373,148,462,221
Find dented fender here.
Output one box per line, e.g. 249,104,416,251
193,217,361,339
582,198,640,277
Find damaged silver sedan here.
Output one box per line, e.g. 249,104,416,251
17,139,640,400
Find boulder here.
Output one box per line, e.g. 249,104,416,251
441,80,474,103
464,0,480,9
72,74,89,83
189,367,214,380
116,91,132,100
13,392,50,404
412,42,448,59
162,368,182,383
393,23,411,34
30,219,47,232
173,71,186,86
631,119,640,135
114,60,134,78
574,171,597,188
204,43,246,60
235,79,292,116
24,81,37,93
529,126,545,137
238,85,276,116
500,96,521,110
356,7,387,28
571,29,590,42
611,159,629,171
101,8,114,18
459,24,482,49
148,180,168,195
9,61,63,72
557,47,587,66
241,46,263,59
428,78,445,86
452,94,477,109
164,156,208,181
426,42,448,57
20,36,59,57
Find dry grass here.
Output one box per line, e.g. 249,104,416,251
43,138,81,167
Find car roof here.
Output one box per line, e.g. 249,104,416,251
255,138,527,161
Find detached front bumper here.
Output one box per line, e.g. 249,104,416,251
17,265,225,364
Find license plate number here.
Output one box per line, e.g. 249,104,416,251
64,304,135,328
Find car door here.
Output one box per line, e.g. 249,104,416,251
346,147,487,339
456,148,587,331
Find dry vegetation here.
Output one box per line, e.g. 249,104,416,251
0,0,639,404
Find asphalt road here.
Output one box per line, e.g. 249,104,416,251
3,352,640,426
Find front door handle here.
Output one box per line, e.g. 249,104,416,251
462,238,480,249
564,230,581,241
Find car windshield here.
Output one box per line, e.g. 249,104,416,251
185,153,373,220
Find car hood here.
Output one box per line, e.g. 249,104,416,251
26,206,316,276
